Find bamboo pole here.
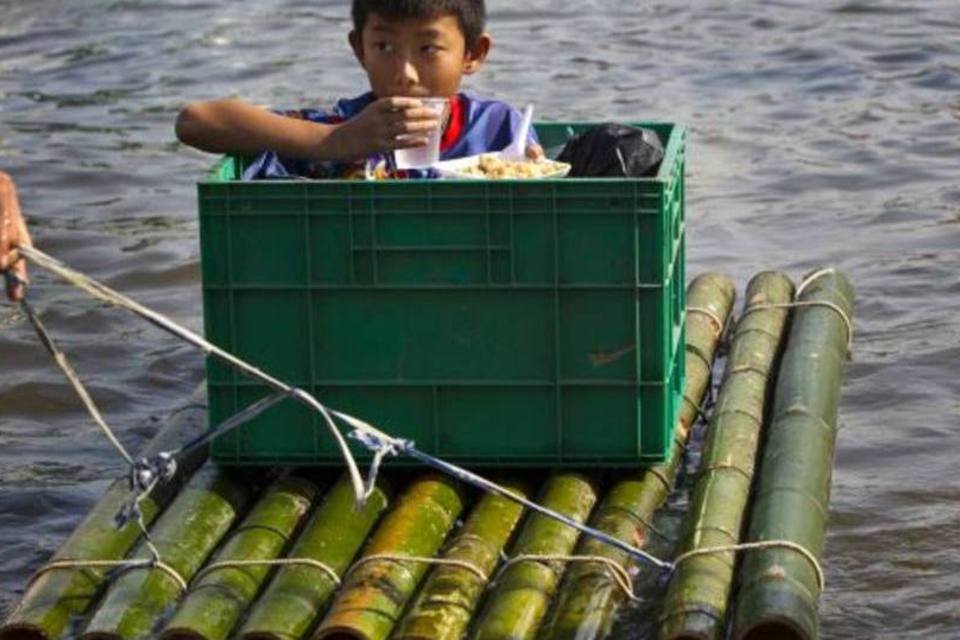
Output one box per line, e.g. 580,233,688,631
312,474,465,640
159,477,318,640
78,466,250,640
660,271,794,640
537,273,737,640
393,479,530,640
470,473,598,640
730,269,854,640
0,394,210,640
680,273,739,440
237,474,391,640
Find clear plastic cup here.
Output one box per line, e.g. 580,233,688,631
393,98,447,170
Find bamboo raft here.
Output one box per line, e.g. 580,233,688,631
0,269,854,640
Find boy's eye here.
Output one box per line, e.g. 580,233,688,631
373,41,394,53
421,44,443,55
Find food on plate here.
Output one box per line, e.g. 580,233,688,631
457,154,570,179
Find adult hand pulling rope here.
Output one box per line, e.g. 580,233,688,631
0,171,31,303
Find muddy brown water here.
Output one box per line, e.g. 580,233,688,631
1,1,959,638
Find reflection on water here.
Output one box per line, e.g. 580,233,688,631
1,1,959,637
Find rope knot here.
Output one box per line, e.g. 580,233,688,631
348,429,413,505
113,499,141,530
349,429,411,457
116,454,176,529
128,452,177,494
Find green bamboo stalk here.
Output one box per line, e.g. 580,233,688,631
470,473,598,640
536,273,737,640
159,476,318,640
660,271,795,640
730,269,854,640
313,474,465,640
680,273,739,441
79,466,250,640
237,474,391,640
0,394,210,640
393,479,530,640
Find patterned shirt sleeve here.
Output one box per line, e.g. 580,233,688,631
242,108,355,180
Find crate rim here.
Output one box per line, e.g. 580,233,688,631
199,121,687,185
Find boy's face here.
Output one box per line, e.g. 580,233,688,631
350,12,490,98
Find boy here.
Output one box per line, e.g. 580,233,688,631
175,0,541,178
0,171,31,302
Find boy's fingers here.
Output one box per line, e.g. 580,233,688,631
381,96,424,111
391,118,440,135
400,107,443,120
384,109,439,133
526,144,545,160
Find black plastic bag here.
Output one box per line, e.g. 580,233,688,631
557,123,664,178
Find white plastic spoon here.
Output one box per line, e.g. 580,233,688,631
502,103,534,161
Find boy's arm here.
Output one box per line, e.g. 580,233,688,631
175,98,440,162
0,171,31,302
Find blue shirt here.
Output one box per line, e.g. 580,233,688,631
242,92,536,180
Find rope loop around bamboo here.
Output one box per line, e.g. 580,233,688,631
28,558,188,592
672,540,825,592
739,300,852,353
345,554,489,583
795,266,837,299
686,306,725,337
192,558,341,587
492,554,639,602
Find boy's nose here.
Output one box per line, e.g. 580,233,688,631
398,59,420,89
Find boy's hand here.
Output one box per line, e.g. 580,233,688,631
324,97,441,160
0,172,31,302
526,144,545,161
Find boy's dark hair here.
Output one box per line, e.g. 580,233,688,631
352,0,486,49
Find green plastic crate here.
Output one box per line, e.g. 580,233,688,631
199,122,686,467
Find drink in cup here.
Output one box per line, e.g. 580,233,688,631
393,97,447,169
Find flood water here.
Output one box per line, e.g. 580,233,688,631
1,1,958,638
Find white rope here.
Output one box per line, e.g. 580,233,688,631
17,245,373,508
739,300,853,353
371,433,673,571
686,306,725,337
192,558,341,587
738,267,852,352
14,246,676,572
673,540,825,592
347,427,401,502
29,558,188,592
6,246,845,624
346,554,489,583
492,554,639,602
19,298,134,465
795,267,836,299
16,244,674,572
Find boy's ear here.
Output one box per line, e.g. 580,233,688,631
348,30,366,68
462,32,492,75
